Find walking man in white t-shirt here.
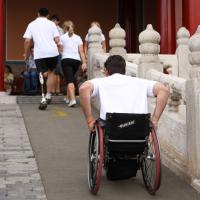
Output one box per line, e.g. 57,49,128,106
23,7,62,104
79,55,169,131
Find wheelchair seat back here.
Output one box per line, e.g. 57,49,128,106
105,113,150,155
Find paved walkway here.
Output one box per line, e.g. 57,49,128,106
0,104,47,200
0,96,200,200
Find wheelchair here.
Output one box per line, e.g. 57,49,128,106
88,113,161,195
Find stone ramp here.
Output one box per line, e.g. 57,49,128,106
0,104,47,200
20,103,200,200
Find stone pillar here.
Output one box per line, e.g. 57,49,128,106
156,0,176,54
182,0,200,35
87,25,103,79
138,24,163,79
186,25,200,192
109,23,127,60
176,27,191,78
0,0,5,91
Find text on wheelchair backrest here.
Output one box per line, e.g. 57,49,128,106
118,120,135,128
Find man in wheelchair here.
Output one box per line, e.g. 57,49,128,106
79,55,169,130
79,55,169,194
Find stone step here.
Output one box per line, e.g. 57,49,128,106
17,95,67,104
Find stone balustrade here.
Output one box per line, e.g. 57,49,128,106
90,52,138,78
147,69,186,103
87,22,200,192
185,25,200,191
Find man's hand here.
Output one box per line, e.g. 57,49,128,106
23,53,29,61
81,63,87,72
57,43,63,53
151,117,158,130
87,117,96,132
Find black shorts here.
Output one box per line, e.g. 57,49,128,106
35,56,59,73
61,58,81,84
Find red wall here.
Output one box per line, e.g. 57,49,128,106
6,0,117,61
182,0,200,35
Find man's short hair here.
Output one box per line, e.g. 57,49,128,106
51,15,60,22
38,8,49,17
104,55,126,75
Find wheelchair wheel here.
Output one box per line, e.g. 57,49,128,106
88,122,104,194
141,126,161,194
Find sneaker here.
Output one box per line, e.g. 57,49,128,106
46,98,52,104
64,97,70,104
68,100,76,107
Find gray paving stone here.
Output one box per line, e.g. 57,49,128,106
0,104,47,200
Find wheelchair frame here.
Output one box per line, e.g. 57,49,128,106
88,113,161,195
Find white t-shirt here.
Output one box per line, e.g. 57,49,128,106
60,33,83,61
23,17,59,59
85,32,105,43
57,25,64,36
90,73,156,120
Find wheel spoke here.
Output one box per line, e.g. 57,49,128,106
88,123,103,194
141,128,161,194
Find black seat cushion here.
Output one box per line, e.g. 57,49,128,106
106,159,138,180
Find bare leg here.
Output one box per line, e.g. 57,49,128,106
51,73,57,94
55,75,61,94
67,83,76,107
67,83,75,101
46,70,54,94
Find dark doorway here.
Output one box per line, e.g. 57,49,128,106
118,0,156,53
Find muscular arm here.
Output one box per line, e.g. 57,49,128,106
24,38,32,60
152,83,169,127
54,36,63,52
79,81,96,131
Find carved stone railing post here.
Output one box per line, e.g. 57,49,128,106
87,25,103,79
138,24,163,79
176,27,191,78
109,23,127,60
186,25,200,192
168,87,181,112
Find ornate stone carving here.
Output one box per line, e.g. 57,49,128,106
168,87,182,112
177,27,190,46
176,27,190,79
138,24,163,78
87,25,104,79
189,25,200,78
139,24,161,63
186,26,200,183
109,23,127,60
88,25,102,50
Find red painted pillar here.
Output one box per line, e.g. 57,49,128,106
156,0,176,54
182,0,200,35
0,0,5,91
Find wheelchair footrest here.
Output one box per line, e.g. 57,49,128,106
106,159,138,181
